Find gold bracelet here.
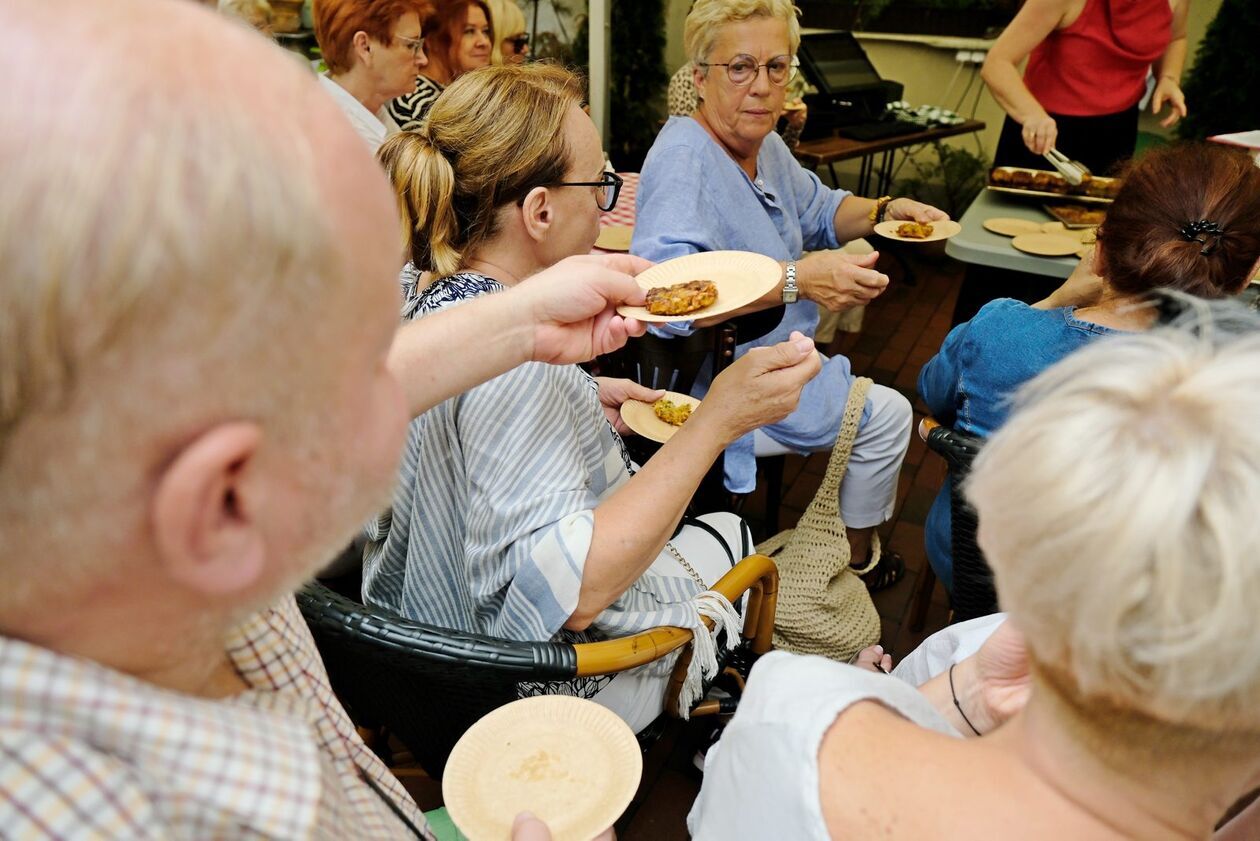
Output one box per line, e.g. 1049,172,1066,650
868,195,893,224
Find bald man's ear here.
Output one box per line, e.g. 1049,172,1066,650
151,422,267,597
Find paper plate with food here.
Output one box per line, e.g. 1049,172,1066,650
616,250,782,323
443,696,642,841
873,219,962,243
620,391,701,443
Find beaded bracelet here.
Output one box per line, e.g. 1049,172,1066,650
868,195,893,224
949,662,983,736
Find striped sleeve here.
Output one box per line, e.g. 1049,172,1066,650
456,362,603,640
386,77,442,132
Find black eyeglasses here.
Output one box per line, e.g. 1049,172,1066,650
698,53,796,87
507,33,530,53
546,171,623,212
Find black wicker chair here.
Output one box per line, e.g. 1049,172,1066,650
908,417,995,630
297,553,779,778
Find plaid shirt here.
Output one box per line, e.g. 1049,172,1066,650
0,597,431,840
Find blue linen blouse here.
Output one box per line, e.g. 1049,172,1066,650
632,116,864,492
917,298,1120,591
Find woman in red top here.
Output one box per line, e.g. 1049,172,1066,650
982,0,1189,175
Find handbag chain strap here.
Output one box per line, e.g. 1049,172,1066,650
665,540,707,588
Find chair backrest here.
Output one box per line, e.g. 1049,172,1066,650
296,581,577,777
924,424,996,622
621,326,727,393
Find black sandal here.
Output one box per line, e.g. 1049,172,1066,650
860,551,905,592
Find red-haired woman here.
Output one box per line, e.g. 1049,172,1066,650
312,0,433,153
918,142,1260,596
387,0,492,130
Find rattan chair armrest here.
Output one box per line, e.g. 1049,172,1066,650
918,416,941,441
572,554,779,677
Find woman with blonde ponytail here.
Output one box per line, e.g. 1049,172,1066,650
364,62,822,732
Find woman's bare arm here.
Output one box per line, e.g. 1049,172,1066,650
388,254,651,417
566,335,822,629
981,0,1074,154
1151,0,1190,127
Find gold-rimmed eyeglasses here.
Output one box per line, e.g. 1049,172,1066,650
698,54,796,87
397,34,425,58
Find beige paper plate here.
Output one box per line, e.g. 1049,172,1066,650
1011,232,1082,257
1040,221,1094,241
982,217,1043,237
617,250,782,323
595,225,634,252
873,219,962,243
443,696,641,841
620,391,700,443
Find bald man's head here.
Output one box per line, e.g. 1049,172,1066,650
0,0,407,619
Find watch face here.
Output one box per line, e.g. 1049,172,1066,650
782,288,798,304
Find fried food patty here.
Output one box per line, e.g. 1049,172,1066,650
896,221,934,239
645,280,718,316
1048,204,1107,226
652,398,693,426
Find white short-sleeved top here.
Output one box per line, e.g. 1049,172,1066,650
688,651,961,840
317,74,400,155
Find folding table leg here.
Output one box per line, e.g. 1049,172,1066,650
877,150,895,195
858,154,873,195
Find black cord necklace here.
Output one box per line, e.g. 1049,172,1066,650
357,767,431,840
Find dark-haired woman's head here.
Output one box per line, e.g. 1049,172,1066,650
1096,143,1260,300
422,0,493,83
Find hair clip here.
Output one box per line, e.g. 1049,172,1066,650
1179,219,1225,256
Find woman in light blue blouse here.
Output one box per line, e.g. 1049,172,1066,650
365,63,822,732
633,0,948,589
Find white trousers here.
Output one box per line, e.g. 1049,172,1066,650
755,382,913,529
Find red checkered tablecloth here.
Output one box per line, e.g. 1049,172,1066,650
600,172,639,228
591,173,639,254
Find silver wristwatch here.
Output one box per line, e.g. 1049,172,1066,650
782,260,798,304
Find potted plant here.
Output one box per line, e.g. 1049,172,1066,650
573,0,669,172
1176,0,1260,142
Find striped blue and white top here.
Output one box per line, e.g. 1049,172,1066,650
362,271,708,643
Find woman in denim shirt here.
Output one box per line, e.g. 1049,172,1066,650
920,142,1260,594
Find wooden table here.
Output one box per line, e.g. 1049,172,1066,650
793,119,986,195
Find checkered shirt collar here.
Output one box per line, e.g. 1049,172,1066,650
0,620,323,838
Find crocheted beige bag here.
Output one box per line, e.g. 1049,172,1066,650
758,376,881,663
